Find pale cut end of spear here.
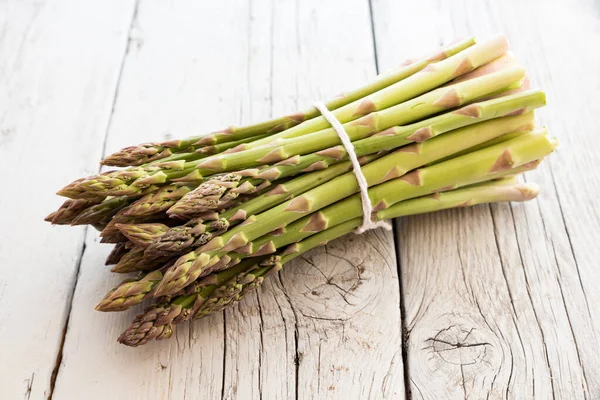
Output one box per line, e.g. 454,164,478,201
515,183,540,200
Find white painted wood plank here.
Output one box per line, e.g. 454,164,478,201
52,0,405,398
372,0,600,397
51,1,254,398
223,0,404,398
0,1,135,398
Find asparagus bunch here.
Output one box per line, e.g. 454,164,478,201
45,35,557,347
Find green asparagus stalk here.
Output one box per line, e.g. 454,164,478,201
95,270,165,312
151,112,531,258
119,185,196,218
115,255,270,345
103,38,476,167
132,154,382,264
190,66,524,173
115,223,171,247
226,157,542,266
96,118,549,308
167,90,544,217
116,176,539,346
240,36,507,149
62,66,524,199
152,125,554,297
107,155,541,313
197,175,542,316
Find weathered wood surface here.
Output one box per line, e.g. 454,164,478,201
48,0,404,399
0,1,136,398
1,0,599,399
371,0,600,398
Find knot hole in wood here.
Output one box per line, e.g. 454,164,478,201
426,325,493,366
280,231,394,320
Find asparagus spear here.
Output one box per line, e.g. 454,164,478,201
152,127,555,297
105,243,130,266
60,66,524,199
115,223,171,247
146,110,536,257
107,154,384,275
45,197,104,225
97,158,541,310
186,66,525,174
131,111,532,268
197,175,542,316
231,36,507,150
167,90,544,217
103,38,476,167
116,177,539,346
226,158,543,266
96,117,549,308
95,270,165,312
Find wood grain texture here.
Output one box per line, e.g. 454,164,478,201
50,0,404,399
3,0,599,398
0,1,135,398
371,0,600,398
222,0,404,399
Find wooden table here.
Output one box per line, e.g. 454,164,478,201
1,0,598,398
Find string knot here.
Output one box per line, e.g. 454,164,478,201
313,101,392,233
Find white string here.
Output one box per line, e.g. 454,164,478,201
313,101,392,233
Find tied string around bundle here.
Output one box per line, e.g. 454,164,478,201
313,101,392,234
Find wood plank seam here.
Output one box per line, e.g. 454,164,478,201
46,1,141,397
48,240,87,400
368,2,411,399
